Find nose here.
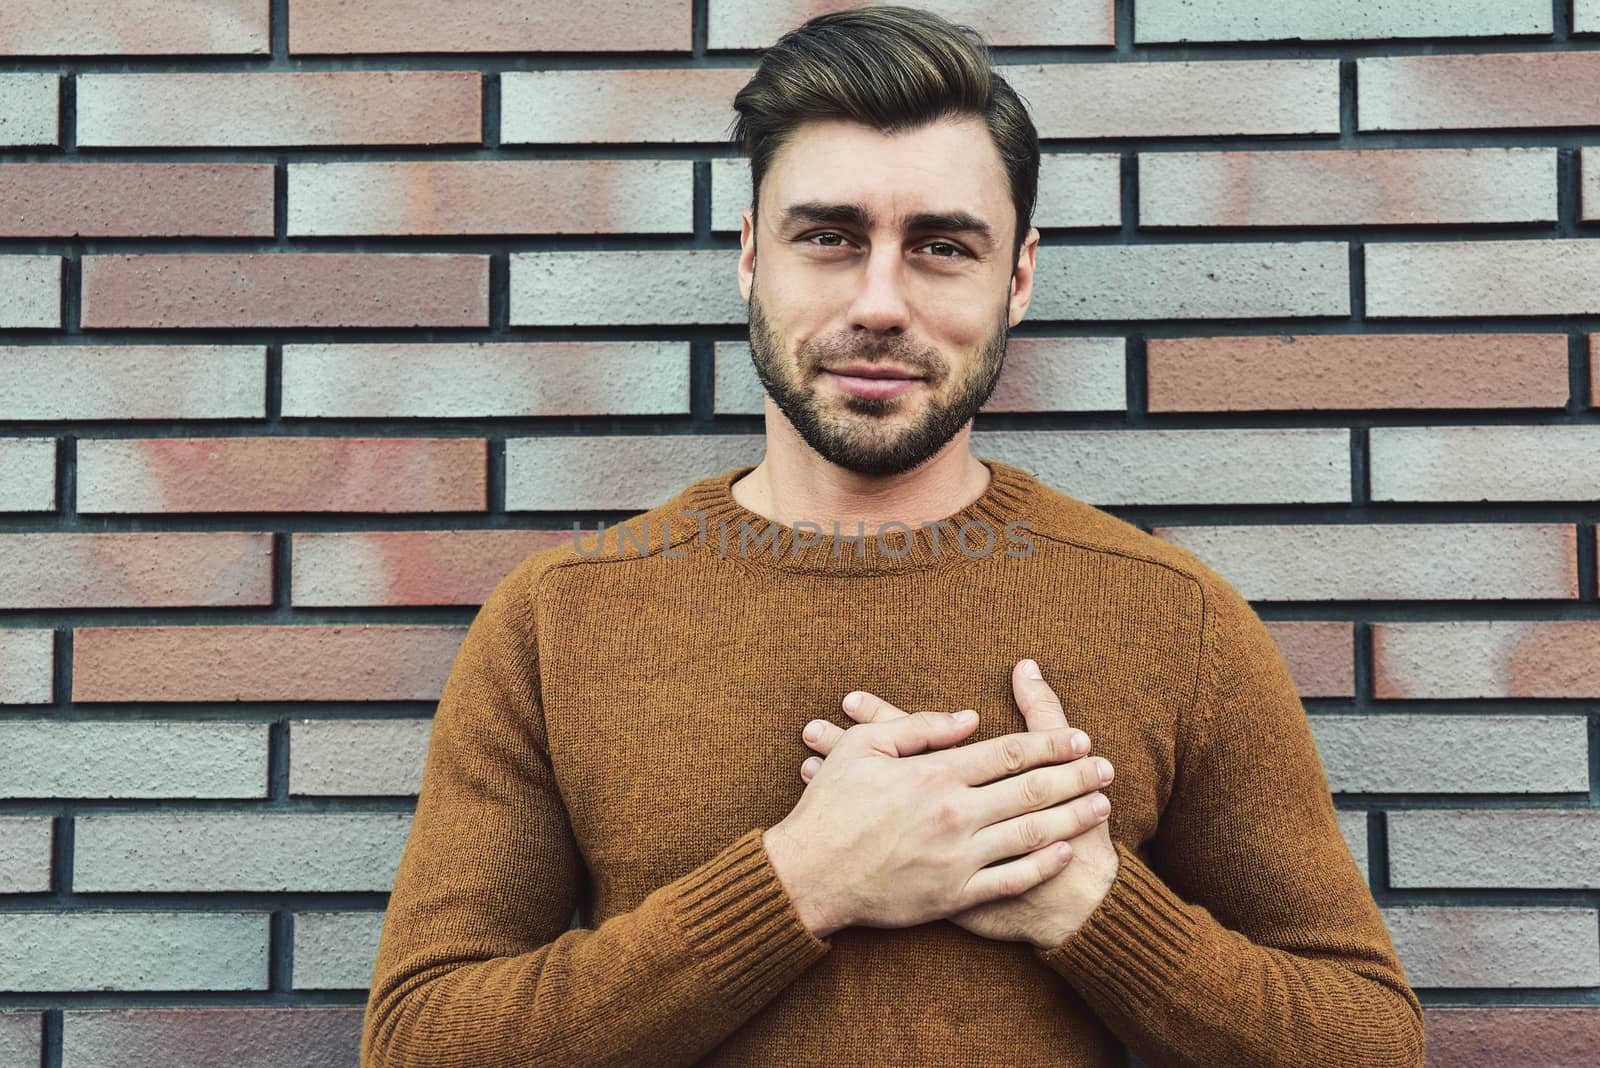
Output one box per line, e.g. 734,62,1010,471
846,243,911,336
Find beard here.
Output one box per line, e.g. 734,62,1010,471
746,272,1009,477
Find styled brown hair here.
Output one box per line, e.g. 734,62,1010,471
729,4,1040,263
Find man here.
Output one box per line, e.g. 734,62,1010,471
360,7,1425,1067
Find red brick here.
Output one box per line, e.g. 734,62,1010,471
81,253,488,329
291,530,569,606
0,533,271,609
1260,620,1353,697
1592,336,1599,408
0,163,273,237
72,625,467,703
290,0,689,53
1148,334,1567,412
0,1,268,55
76,437,486,514
1424,1007,1600,1068
62,1007,362,1067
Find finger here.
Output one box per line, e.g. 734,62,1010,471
941,724,1088,786
866,707,982,758
801,718,848,756
1013,659,1069,732
959,839,1075,909
800,755,822,782
972,753,1114,827
841,689,913,725
969,789,1111,869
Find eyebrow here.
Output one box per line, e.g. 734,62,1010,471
777,201,995,252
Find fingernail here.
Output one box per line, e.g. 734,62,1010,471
1097,758,1114,784
954,709,977,725
1071,731,1089,755
843,691,862,712
803,721,820,742
1021,658,1042,679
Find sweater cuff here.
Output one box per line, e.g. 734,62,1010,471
1033,841,1204,1006
668,826,832,1016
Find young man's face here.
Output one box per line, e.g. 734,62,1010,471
737,115,1039,477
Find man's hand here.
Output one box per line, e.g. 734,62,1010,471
762,702,1098,941
798,659,1120,949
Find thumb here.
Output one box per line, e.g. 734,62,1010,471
869,708,980,758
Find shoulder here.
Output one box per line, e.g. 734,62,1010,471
483,494,702,613
1002,460,1239,607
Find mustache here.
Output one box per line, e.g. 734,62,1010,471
801,338,945,377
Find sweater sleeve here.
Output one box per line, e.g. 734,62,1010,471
1032,572,1425,1068
360,559,832,1068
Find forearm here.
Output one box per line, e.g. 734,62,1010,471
1034,844,1425,1068
363,827,830,1068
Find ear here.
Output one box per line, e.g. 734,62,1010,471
1007,225,1039,327
738,206,757,302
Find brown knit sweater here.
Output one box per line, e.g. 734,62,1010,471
360,456,1425,1068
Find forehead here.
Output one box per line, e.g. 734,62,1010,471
761,115,1010,227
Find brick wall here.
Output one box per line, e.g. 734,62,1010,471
1,1,1597,1065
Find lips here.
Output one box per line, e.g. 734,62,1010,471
822,363,925,380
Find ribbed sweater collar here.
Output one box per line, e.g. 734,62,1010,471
669,456,1040,577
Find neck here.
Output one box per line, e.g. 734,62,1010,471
731,404,991,537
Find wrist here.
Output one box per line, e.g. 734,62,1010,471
762,824,845,939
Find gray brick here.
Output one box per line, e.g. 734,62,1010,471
1310,715,1589,794
0,346,264,421
289,719,429,797
506,433,764,511
708,2,1113,49
1136,0,1550,43
509,250,748,326
282,341,689,418
1150,522,1575,600
292,911,385,990
713,339,1126,417
1390,810,1600,889
1002,61,1338,138
1368,240,1600,318
973,428,1351,506
0,257,59,329
1383,906,1600,988
1337,809,1368,882
0,627,53,704
73,813,412,892
0,817,52,893
1372,425,1600,503
500,68,749,144
0,1012,41,1066
0,74,58,146
1029,242,1349,320
0,911,268,991
710,152,1122,233
0,722,268,798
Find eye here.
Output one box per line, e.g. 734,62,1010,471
804,231,853,248
806,231,966,259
